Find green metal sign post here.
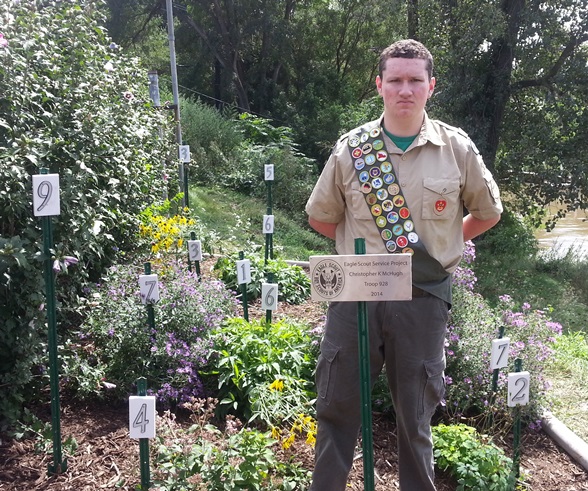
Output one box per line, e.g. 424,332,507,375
187,231,201,280
136,377,151,489
238,251,249,322
34,168,67,475
512,358,523,482
355,238,375,491
264,163,274,264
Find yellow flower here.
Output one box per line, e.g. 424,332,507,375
177,238,184,248
282,433,295,450
271,426,281,440
305,432,316,447
268,379,284,391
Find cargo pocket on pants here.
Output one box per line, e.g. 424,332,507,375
316,338,340,405
418,355,446,420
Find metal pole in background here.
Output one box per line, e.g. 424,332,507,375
165,0,189,209
148,70,169,203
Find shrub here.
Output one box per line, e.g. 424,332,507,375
433,423,515,490
214,251,311,305
153,398,311,491
185,110,318,225
0,0,174,426
180,98,243,186
232,114,318,225
62,258,239,407
444,242,562,431
209,317,319,423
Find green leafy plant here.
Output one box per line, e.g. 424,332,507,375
214,251,311,305
62,258,239,405
209,317,319,423
444,242,561,432
153,398,311,491
0,0,174,427
433,423,515,490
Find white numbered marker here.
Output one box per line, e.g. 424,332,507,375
264,164,274,181
261,282,279,311
179,145,191,162
236,259,251,285
263,215,274,234
490,337,510,370
129,396,156,439
32,174,60,216
188,240,202,261
507,371,530,407
139,274,160,304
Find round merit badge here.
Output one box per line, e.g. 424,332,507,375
312,260,345,299
348,136,360,148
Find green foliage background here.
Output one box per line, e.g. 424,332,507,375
0,0,174,426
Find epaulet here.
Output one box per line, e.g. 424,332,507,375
337,131,352,144
435,120,480,155
435,119,470,139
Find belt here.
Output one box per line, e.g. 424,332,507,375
412,286,430,298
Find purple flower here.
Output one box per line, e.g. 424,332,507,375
53,259,61,272
0,33,7,48
64,255,78,267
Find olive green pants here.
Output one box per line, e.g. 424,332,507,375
310,297,448,491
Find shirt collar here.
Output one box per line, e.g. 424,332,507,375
377,112,445,148
417,113,445,147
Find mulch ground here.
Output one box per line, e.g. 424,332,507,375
1,399,587,490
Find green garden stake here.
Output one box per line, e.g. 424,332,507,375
183,163,190,209
355,237,375,491
492,325,506,394
238,251,249,322
133,269,158,489
144,263,156,332
512,358,523,482
187,232,201,281
264,162,275,264
265,272,276,325
136,377,151,489
34,168,66,475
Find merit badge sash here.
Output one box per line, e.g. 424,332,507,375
347,123,449,288
348,125,418,254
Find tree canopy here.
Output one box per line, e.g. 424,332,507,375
107,0,588,225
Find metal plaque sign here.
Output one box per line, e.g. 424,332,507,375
309,254,412,302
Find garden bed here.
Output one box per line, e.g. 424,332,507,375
1,262,587,490
0,396,587,490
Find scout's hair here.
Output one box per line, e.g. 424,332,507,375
379,39,434,80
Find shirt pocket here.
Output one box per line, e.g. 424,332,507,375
350,181,373,220
421,178,460,220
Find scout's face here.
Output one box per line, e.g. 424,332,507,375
376,57,435,128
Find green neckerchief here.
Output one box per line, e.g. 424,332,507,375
382,126,418,152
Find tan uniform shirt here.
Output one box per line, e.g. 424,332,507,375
306,114,503,275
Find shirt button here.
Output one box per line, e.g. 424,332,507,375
401,155,407,161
